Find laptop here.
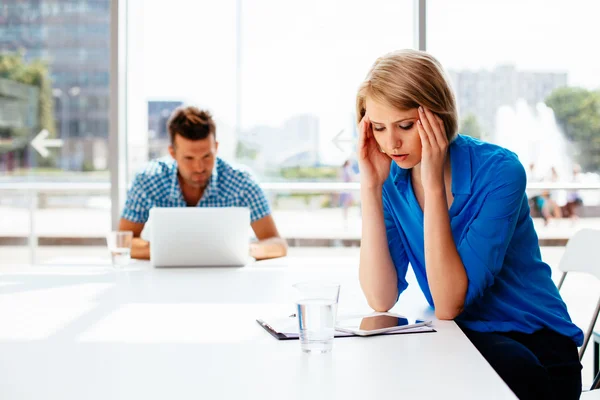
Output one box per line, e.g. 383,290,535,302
149,207,251,267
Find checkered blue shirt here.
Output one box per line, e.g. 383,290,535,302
121,157,271,224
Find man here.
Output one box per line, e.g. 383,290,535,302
119,106,288,260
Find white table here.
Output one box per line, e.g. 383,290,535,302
0,254,517,399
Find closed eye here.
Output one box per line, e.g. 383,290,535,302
373,123,414,132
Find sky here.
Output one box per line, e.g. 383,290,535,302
133,0,600,165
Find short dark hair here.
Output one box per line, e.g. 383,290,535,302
167,106,216,145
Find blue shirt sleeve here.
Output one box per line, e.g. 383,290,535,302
240,172,271,223
121,174,153,224
382,192,410,296
458,157,527,307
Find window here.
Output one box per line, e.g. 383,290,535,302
0,0,111,264
428,0,600,198
128,0,414,241
239,0,413,179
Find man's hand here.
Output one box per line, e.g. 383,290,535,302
118,218,149,260
249,242,261,259
249,237,287,260
250,215,288,260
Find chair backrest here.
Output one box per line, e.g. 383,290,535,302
557,228,600,361
558,229,600,281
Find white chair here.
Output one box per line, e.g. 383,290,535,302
582,388,600,399
581,369,600,398
556,228,600,391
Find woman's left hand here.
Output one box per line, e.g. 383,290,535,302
417,106,448,192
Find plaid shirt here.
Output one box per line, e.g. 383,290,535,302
121,157,271,224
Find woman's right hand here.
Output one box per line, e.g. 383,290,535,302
357,114,391,190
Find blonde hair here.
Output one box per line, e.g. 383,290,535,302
356,49,458,142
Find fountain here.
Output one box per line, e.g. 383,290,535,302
493,99,599,205
494,99,572,179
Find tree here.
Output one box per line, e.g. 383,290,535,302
545,87,600,172
0,51,57,138
0,51,57,166
459,113,483,140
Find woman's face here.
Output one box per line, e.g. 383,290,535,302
365,97,422,168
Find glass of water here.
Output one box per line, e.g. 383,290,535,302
106,231,133,267
293,282,341,354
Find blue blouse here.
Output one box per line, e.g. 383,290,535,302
382,134,583,345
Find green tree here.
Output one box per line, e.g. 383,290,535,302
459,113,483,140
0,51,57,138
545,87,600,172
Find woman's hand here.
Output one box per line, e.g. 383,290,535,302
417,107,448,193
357,114,392,190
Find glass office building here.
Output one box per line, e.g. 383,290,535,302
0,0,110,172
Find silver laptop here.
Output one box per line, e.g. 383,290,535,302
149,207,251,267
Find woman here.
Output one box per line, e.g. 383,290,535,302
356,49,582,400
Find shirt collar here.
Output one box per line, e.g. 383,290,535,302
169,158,221,202
391,134,472,195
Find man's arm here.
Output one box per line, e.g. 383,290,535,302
250,215,288,260
119,170,154,260
119,218,150,260
238,170,287,260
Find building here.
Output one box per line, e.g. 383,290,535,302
147,100,183,160
0,0,110,171
148,101,183,140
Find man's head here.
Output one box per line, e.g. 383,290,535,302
167,106,218,189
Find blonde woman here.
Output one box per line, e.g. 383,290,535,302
357,49,582,400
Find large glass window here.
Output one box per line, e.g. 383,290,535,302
428,0,600,207
128,0,238,174
129,0,414,243
238,0,413,178
0,0,111,264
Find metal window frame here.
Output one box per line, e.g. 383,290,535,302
415,0,427,51
109,0,128,230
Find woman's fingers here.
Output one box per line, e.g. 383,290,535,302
418,106,437,150
428,111,447,149
436,115,445,138
363,114,373,139
357,115,368,158
419,107,447,150
417,118,430,153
